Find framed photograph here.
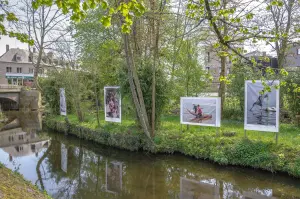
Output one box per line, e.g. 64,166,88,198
244,80,280,132
106,161,122,194
104,86,121,123
180,97,221,127
60,88,66,116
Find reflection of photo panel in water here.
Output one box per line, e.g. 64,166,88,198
106,160,122,194
180,97,221,127
104,86,121,123
244,80,279,132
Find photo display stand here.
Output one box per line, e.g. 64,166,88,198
244,80,280,143
180,97,221,135
104,86,122,123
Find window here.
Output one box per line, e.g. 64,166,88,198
19,135,24,140
6,67,12,73
17,67,22,73
29,68,34,73
207,52,210,63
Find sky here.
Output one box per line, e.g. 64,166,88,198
0,36,28,56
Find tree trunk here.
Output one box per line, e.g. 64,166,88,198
219,56,226,117
123,33,151,139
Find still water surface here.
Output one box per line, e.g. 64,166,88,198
0,112,300,199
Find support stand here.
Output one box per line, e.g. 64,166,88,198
244,129,247,138
275,131,279,144
216,128,220,137
64,116,70,136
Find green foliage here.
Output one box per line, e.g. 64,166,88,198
0,1,34,44
39,70,92,121
33,0,145,33
283,68,300,122
120,62,169,128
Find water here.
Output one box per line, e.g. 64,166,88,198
247,109,277,126
1,112,300,199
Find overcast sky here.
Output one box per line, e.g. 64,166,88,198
0,36,28,56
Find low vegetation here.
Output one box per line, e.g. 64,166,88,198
0,163,51,199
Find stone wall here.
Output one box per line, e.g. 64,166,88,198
19,89,41,110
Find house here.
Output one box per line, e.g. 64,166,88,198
284,43,300,68
0,45,35,86
244,51,278,69
203,47,232,91
0,45,71,86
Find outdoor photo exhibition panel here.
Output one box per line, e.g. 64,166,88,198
104,86,121,123
60,88,67,116
244,80,280,132
180,97,221,127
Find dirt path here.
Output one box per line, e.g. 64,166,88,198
0,165,50,199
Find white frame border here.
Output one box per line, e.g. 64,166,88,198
244,80,280,132
104,86,121,123
180,97,221,127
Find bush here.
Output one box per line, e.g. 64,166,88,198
283,68,300,123
120,61,169,129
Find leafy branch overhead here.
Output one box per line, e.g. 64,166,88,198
0,0,33,44
32,0,146,33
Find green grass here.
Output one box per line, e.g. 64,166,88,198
0,166,52,199
52,113,300,150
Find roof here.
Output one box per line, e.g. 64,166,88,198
0,47,81,69
0,48,31,63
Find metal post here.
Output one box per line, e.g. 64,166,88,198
244,129,247,138
275,131,279,144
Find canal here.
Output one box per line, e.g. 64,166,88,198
0,112,300,199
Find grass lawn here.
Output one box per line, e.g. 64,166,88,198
52,112,300,150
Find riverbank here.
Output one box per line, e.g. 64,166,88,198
0,164,50,199
44,114,300,178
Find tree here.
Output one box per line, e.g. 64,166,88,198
258,0,300,69
18,0,70,90
0,0,33,44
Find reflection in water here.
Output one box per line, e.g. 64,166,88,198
106,161,123,194
180,177,219,199
61,143,68,173
0,113,300,198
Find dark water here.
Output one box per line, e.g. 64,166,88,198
1,112,300,199
247,109,276,126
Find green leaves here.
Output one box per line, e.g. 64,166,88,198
246,13,254,20
100,16,111,28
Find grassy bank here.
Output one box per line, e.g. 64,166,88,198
45,113,300,178
0,164,51,199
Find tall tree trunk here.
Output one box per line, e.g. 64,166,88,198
218,0,228,117
277,0,294,69
219,56,226,116
150,0,162,136
123,33,151,139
